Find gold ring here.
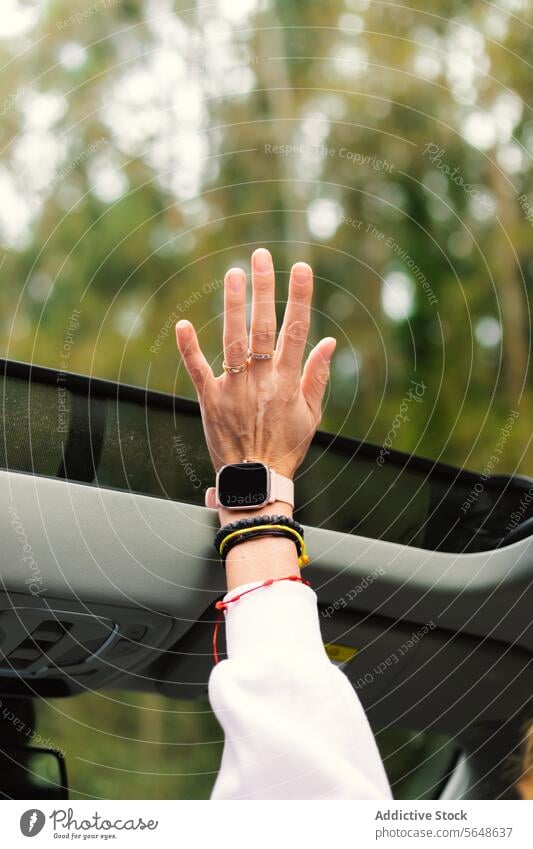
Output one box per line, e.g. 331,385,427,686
222,359,249,374
248,349,275,360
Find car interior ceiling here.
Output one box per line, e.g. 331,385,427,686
0,358,532,800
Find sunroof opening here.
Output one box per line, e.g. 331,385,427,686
1,358,532,554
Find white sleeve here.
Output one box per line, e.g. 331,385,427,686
208,579,393,800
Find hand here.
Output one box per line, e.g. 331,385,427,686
175,248,336,482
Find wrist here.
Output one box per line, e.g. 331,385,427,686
224,533,300,591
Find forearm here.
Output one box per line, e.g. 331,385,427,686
218,500,299,591
208,579,393,799
211,501,392,800
177,248,390,799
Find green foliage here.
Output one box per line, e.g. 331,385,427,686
1,0,531,799
38,693,222,799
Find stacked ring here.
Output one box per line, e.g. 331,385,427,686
222,359,248,374
248,349,275,360
223,350,275,374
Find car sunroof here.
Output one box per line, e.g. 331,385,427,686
1,358,531,554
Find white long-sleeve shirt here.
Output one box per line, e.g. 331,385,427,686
208,579,393,800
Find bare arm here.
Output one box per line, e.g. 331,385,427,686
175,248,391,800
176,247,335,590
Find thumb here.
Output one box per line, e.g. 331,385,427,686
175,319,214,399
300,337,336,423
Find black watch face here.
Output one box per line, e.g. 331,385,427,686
218,462,269,508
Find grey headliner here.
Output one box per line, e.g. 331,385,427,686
1,470,532,652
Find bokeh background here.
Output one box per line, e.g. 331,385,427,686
0,0,531,798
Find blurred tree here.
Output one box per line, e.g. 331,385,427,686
0,0,532,799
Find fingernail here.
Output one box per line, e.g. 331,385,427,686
293,262,311,284
323,337,337,361
228,268,244,293
253,248,272,273
176,320,190,333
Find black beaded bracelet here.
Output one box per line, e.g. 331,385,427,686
214,513,304,558
219,527,304,565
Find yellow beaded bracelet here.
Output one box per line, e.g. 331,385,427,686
218,522,310,568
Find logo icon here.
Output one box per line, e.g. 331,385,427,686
20,809,46,837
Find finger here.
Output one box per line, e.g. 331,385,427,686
223,267,248,369
301,337,336,423
175,320,214,398
249,248,276,358
276,262,313,377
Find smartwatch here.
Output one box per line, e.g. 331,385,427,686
204,460,294,510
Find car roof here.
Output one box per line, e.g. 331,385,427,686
2,357,532,554
1,358,532,742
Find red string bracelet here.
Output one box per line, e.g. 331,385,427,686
212,574,310,664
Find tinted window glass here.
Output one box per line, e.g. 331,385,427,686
1,360,532,553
